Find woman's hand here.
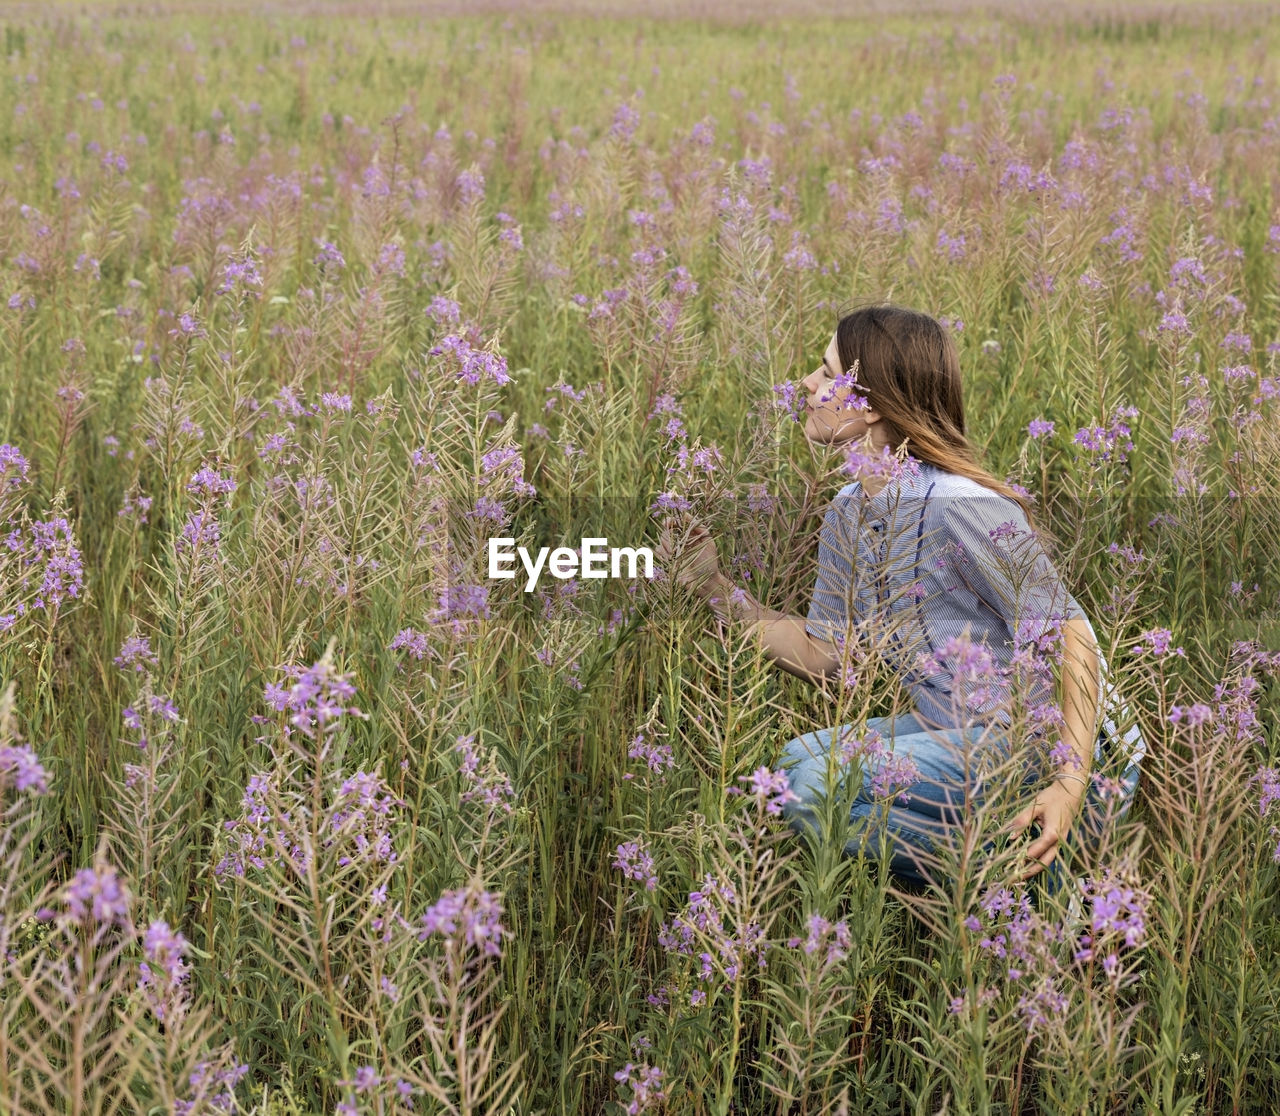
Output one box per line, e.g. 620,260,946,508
1005,781,1086,882
654,517,723,599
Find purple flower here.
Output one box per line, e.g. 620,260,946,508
0,443,30,488
376,241,406,276
614,1062,666,1115
418,886,507,959
610,100,641,142
176,510,220,556
657,873,745,971
217,252,263,297
1048,736,1086,771
1027,418,1055,439
835,726,921,803
147,693,181,723
312,239,345,271
468,496,506,523
936,229,967,262
870,752,922,805
691,446,721,473
64,864,131,927
915,634,1001,709
329,770,401,865
1169,256,1208,288
988,519,1022,543
783,242,818,271
174,1062,249,1116
1134,628,1186,658
0,743,49,795
613,840,658,891
786,912,853,966
1168,703,1213,726
1073,405,1138,465
818,369,867,408
745,484,775,515
263,654,363,741
978,885,1019,921
650,491,690,514
1253,766,1280,862
258,433,289,460
242,773,271,821
453,733,515,814
843,443,919,483
498,223,523,251
1083,871,1149,949
648,392,683,418
457,167,485,205
1255,767,1280,817
738,766,801,815
343,1066,378,1093
214,774,276,878
428,333,510,386
428,584,491,635
835,720,880,760
427,295,461,326
389,627,429,661
480,445,523,482
1074,426,1106,453
15,517,85,613
1016,976,1069,1034
139,919,191,1021
625,731,675,779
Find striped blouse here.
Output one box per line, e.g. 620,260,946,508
804,460,1146,770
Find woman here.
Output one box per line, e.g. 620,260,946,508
656,305,1144,897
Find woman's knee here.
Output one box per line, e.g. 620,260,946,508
866,711,925,741
782,749,864,810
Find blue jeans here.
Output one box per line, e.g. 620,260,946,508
779,711,1141,899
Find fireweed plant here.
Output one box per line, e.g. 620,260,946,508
1,3,1279,1112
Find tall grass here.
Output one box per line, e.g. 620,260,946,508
1,2,1279,1112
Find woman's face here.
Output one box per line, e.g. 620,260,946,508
800,332,889,449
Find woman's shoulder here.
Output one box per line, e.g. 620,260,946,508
828,462,1017,508
921,468,1021,506
919,470,1030,537
921,466,986,496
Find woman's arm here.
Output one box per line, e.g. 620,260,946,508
1007,614,1103,880
1056,616,1102,787
701,571,842,686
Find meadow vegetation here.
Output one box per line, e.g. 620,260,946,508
1,1,1279,1112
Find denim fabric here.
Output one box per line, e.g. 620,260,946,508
780,710,1141,899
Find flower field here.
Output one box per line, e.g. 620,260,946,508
1,1,1280,1112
